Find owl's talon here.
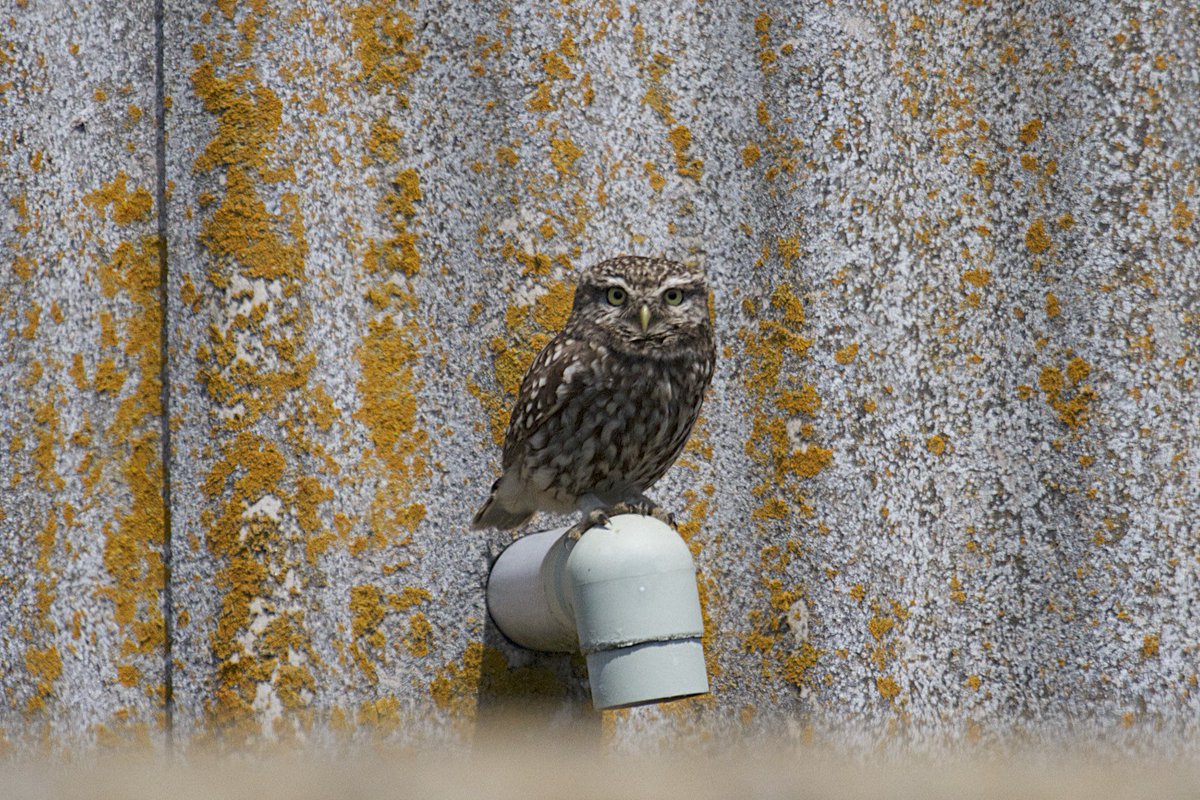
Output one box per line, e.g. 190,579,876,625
648,506,676,529
605,500,676,529
565,509,611,541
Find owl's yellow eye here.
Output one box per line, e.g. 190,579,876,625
606,287,627,306
663,288,683,305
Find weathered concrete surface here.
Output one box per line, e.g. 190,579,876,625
3,0,1199,755
0,3,166,751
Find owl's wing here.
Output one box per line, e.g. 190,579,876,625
501,334,594,470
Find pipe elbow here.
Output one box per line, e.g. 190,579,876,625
486,514,709,709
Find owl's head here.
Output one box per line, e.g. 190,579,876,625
566,256,713,357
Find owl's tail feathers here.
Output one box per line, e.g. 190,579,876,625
471,480,533,530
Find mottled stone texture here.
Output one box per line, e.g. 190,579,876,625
2,0,1198,754
0,2,166,751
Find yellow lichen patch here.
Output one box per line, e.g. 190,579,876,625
20,302,40,339
961,268,990,288
1045,291,1061,318
876,675,901,701
526,83,554,112
69,353,88,390
392,586,431,611
777,237,801,269
202,433,306,738
200,167,306,281
864,599,909,673
868,614,894,642
12,255,35,281
98,432,166,675
343,3,437,685
190,62,287,179
349,584,386,682
23,645,62,714
743,143,761,167
293,475,333,535
643,161,666,192
549,136,583,176
926,434,947,455
1066,355,1090,384
742,543,823,690
189,7,334,743
358,696,402,737
776,384,820,416
834,342,859,365
667,125,703,180
355,316,429,536
541,50,573,81
741,288,811,397
366,117,404,163
495,145,519,168
782,642,820,687
83,172,153,225
740,272,829,605
675,485,721,680
1142,634,1160,658
404,612,432,657
429,641,484,719
1171,200,1194,231
639,50,676,125
33,395,64,493
1037,357,1096,428
1018,118,1043,144
1025,218,1051,254
348,2,425,95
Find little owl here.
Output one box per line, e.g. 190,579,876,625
472,255,715,538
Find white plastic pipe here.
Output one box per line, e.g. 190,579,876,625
486,514,709,710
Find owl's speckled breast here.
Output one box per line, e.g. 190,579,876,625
520,350,709,510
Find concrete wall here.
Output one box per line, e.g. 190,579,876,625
2,0,1197,754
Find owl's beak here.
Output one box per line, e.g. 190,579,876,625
639,304,651,332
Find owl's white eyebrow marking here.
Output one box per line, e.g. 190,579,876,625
594,277,633,293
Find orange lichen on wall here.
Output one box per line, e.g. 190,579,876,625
350,0,431,554
83,172,154,225
1018,118,1043,144
76,152,170,733
1171,200,1194,231
1142,634,1160,658
1038,357,1096,428
1025,217,1051,254
630,31,702,182
741,541,822,689
865,599,909,677
738,269,829,692
189,2,329,744
876,674,901,701
549,136,583,176
347,581,433,681
23,646,62,714
355,315,429,536
834,342,859,365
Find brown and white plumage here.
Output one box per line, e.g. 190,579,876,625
472,255,715,534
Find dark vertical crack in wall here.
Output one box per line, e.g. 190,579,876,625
153,0,175,753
